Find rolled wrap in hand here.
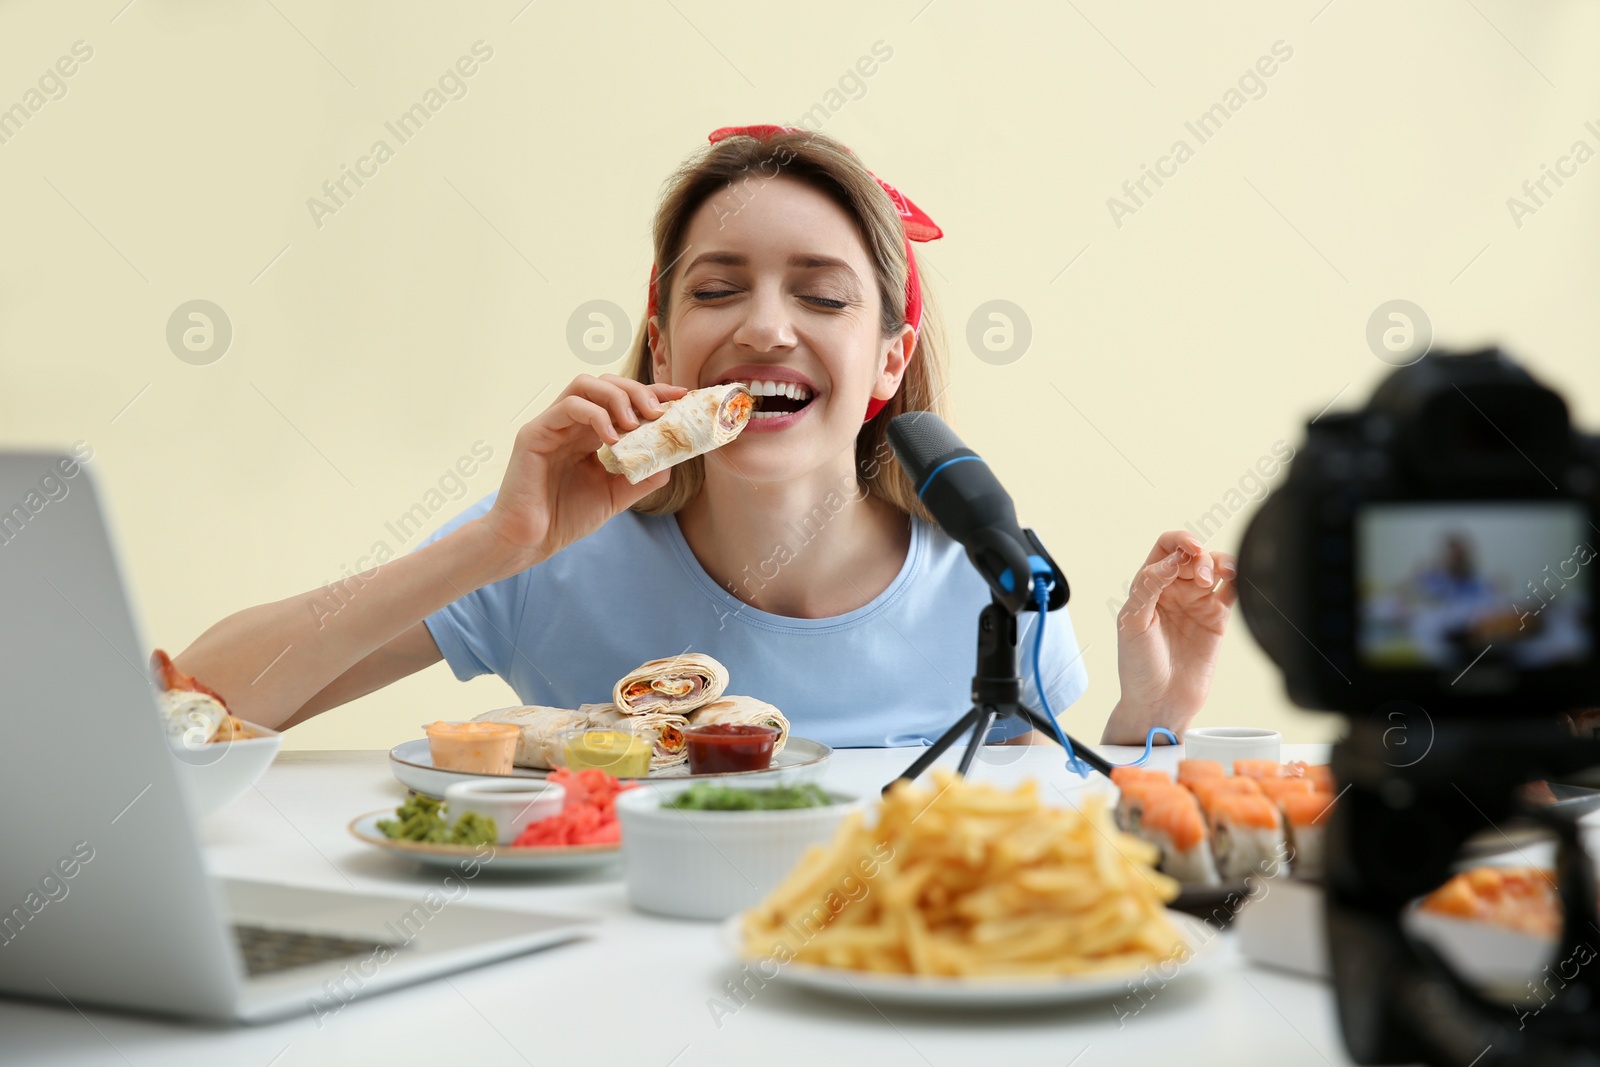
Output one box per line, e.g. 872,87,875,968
597,383,753,484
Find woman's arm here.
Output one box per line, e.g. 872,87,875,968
1103,531,1238,745
174,374,687,730
174,521,515,729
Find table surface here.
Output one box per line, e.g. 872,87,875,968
0,743,1372,1067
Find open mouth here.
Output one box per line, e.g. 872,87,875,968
735,379,815,421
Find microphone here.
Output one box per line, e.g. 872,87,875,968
888,412,1066,613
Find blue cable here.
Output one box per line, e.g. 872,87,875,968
1028,577,1178,778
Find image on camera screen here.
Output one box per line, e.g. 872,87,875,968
1357,502,1593,671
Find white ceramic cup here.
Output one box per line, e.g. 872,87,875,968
444,779,565,845
1183,726,1282,768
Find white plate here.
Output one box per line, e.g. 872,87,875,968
1404,903,1558,1001
388,736,834,799
348,812,620,872
719,911,1218,1008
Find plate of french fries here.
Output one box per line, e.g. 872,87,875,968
727,769,1218,1006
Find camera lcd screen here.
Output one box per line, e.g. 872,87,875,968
1357,502,1593,671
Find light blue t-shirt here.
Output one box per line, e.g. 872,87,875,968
418,494,1090,748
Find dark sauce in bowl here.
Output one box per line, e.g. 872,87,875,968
685,724,779,775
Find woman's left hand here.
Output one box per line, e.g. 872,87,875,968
1103,531,1238,745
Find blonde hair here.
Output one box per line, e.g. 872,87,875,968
623,129,949,522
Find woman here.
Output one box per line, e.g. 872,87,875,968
175,126,1236,750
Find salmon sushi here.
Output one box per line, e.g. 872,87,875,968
1189,775,1263,811
1284,761,1336,792
1280,792,1335,879
1259,777,1317,804
1110,766,1172,790
1115,778,1187,835
1233,759,1284,780
1137,788,1220,886
1177,759,1225,788
1209,794,1286,881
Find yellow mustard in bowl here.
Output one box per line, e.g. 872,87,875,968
561,728,653,778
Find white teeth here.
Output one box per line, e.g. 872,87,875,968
751,409,783,419
731,378,812,400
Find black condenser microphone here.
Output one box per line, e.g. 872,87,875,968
888,412,1067,614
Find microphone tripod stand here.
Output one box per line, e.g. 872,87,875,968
886,595,1112,793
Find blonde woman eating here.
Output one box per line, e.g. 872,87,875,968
176,126,1237,751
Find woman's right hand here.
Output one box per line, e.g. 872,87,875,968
479,373,687,574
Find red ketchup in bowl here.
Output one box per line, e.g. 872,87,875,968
685,724,779,775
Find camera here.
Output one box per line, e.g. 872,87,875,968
1239,347,1600,716
1236,348,1600,1066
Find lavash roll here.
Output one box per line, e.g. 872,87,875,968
612,653,729,716
597,383,753,484
687,695,791,755
472,706,591,769
580,703,689,772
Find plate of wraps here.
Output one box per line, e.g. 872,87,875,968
389,653,831,798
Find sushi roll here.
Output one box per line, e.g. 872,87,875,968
1138,789,1220,886
1177,759,1225,788
1110,766,1172,789
1209,794,1286,881
1115,778,1186,835
1189,774,1263,811
1284,761,1335,792
1233,759,1283,780
1259,777,1317,804
1280,792,1334,879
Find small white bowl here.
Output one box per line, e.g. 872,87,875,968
615,785,862,921
168,722,283,814
444,779,566,845
1183,726,1282,767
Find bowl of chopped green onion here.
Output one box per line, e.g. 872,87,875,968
616,783,862,920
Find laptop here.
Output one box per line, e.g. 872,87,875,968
0,452,590,1023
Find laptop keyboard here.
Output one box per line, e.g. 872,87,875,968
233,924,398,977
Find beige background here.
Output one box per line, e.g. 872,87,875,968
3,0,1597,751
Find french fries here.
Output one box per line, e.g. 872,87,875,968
741,769,1189,978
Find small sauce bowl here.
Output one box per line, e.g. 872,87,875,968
557,727,655,778
444,779,566,845
684,724,779,775
425,720,519,775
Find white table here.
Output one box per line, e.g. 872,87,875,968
0,744,1369,1067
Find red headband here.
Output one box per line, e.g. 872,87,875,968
647,124,942,422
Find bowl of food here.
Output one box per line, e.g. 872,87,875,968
154,649,284,814
554,726,657,778
616,782,861,921
684,723,779,775
425,720,520,775
443,778,566,845
168,721,283,812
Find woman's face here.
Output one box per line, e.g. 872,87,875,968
650,174,912,484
